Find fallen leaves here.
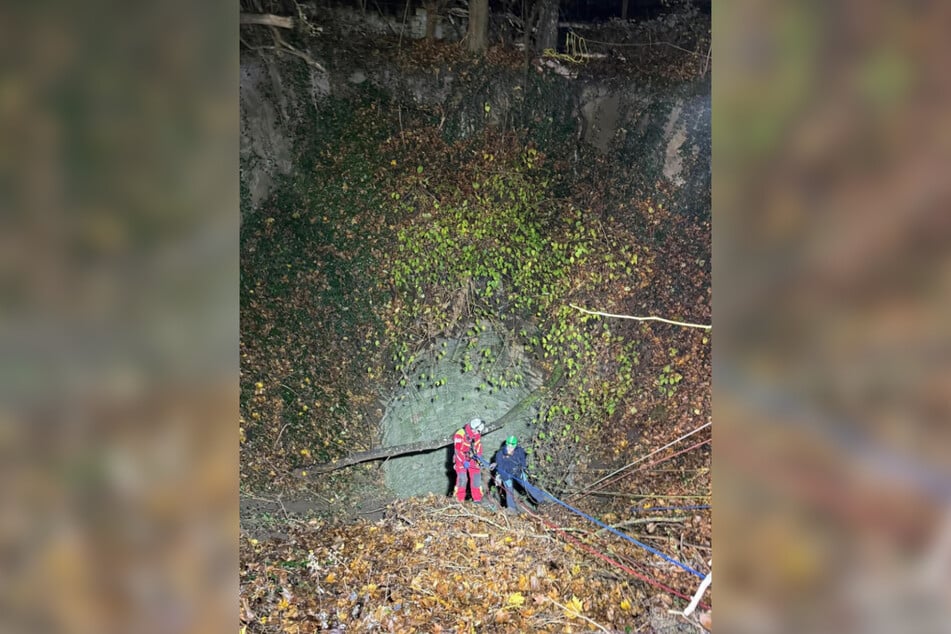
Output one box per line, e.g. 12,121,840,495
563,594,584,619
239,494,705,633
505,592,525,608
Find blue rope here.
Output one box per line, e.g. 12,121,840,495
474,454,705,579
634,505,710,513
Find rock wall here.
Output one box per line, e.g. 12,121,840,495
324,5,467,42
240,24,709,218
381,322,541,498
239,56,330,212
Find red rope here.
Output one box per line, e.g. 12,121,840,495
525,509,711,611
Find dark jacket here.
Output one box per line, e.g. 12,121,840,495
493,445,527,481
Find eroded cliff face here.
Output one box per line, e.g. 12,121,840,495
240,7,709,220
240,57,330,211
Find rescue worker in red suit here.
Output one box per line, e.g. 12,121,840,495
453,418,486,502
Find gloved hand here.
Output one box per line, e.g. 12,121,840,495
489,462,496,470
463,461,470,469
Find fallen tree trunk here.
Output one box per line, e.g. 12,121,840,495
295,374,555,478
295,424,498,478
240,13,295,29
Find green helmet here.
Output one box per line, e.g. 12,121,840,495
506,435,518,447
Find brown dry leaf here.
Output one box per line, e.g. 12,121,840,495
240,596,255,621
699,610,712,630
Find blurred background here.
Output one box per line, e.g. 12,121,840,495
0,2,237,633
0,0,948,632
715,0,951,632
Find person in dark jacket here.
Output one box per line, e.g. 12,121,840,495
490,435,528,512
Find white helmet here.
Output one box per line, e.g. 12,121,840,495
468,418,485,433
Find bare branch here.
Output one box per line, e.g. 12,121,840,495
594,516,686,536
240,13,295,29
570,303,711,330
295,383,549,477
240,24,327,74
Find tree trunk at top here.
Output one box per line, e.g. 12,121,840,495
534,0,559,53
424,1,440,40
621,0,630,20
467,0,489,53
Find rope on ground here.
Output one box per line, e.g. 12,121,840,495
542,31,589,63
569,303,712,330
476,455,706,579
575,438,710,504
682,571,712,617
524,506,711,611
589,437,712,501
536,484,706,579
569,422,711,501
576,437,711,502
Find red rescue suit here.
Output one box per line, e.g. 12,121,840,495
453,424,483,502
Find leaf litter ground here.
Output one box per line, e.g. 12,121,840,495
241,491,709,633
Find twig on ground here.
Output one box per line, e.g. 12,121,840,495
595,516,686,536
242,494,305,526
667,610,708,634
273,423,289,449
440,505,509,531
542,596,611,632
